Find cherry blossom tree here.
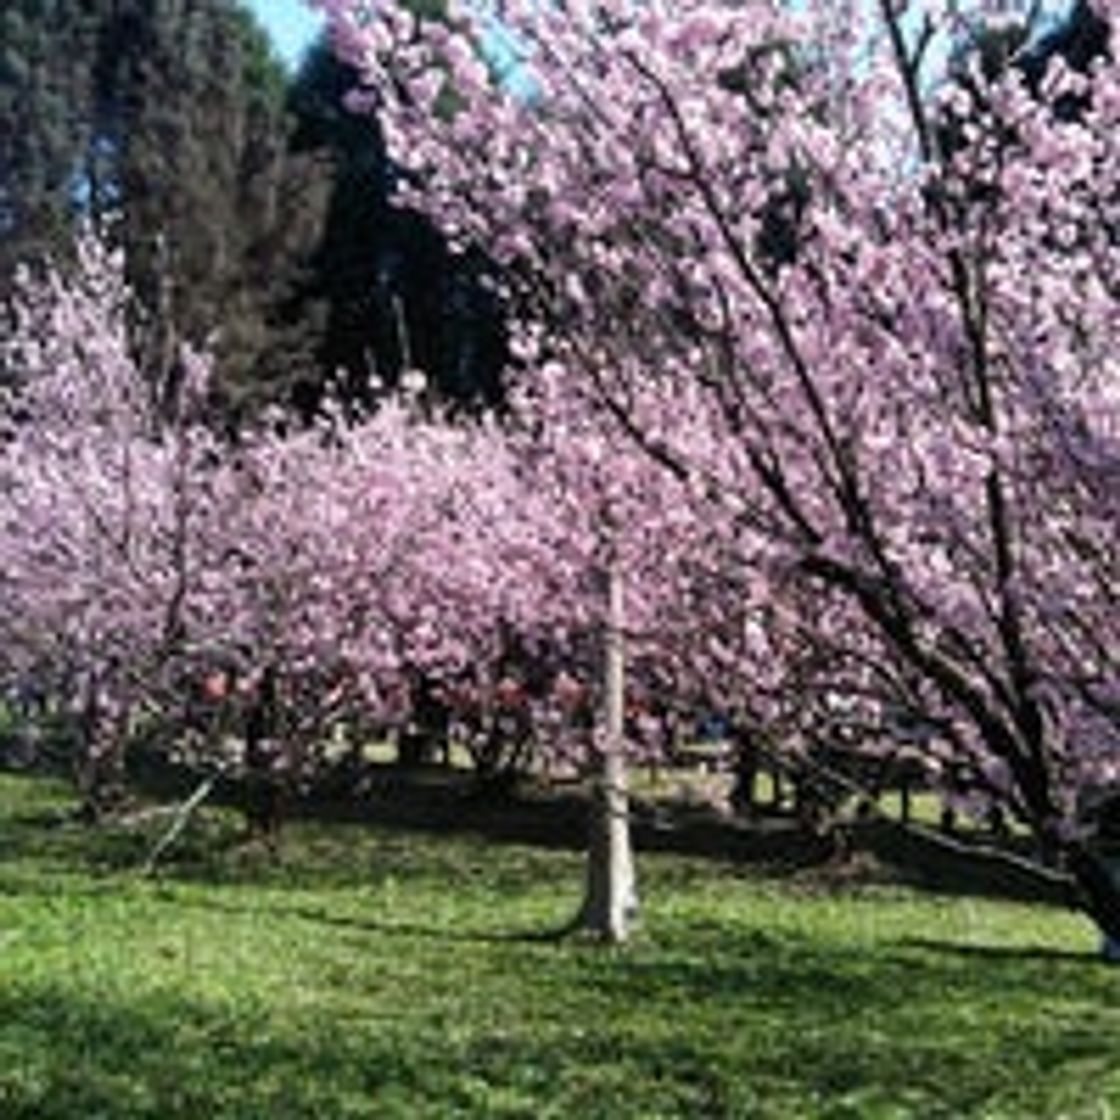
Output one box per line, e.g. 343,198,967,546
316,0,1120,940
1,231,676,921
0,234,221,817
502,362,704,940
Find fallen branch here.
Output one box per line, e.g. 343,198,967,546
140,774,217,877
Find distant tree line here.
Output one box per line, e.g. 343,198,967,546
0,0,506,420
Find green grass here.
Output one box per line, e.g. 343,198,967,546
0,773,1116,1119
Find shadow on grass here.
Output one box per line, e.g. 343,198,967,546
898,937,1099,964
167,891,576,946
0,984,437,1120
0,933,1116,1120
562,916,1109,1017
0,768,1075,912
196,770,1072,910
122,756,835,867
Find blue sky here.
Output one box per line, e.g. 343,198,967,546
245,0,536,95
241,1,1076,83
244,0,324,69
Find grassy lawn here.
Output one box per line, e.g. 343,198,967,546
0,772,1116,1119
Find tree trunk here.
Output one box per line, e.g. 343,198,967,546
75,736,128,823
243,666,285,847
398,674,449,767
729,725,760,817
1065,841,1120,949
74,679,127,823
576,563,638,943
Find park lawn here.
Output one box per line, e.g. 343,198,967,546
0,772,1116,1119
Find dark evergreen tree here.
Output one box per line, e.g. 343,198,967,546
0,1,99,297
285,38,506,415
87,1,321,408
2,2,505,418
1,1,324,416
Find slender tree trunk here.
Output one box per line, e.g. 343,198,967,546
729,725,760,817
576,563,638,943
1064,841,1120,949
399,674,449,768
243,666,284,847
74,677,127,823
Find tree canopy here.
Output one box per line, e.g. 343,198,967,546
313,0,1120,937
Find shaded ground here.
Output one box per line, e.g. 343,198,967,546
119,750,1074,908
350,780,1072,908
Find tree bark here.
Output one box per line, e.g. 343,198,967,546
729,725,760,817
576,563,638,943
1065,841,1120,948
74,679,127,823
